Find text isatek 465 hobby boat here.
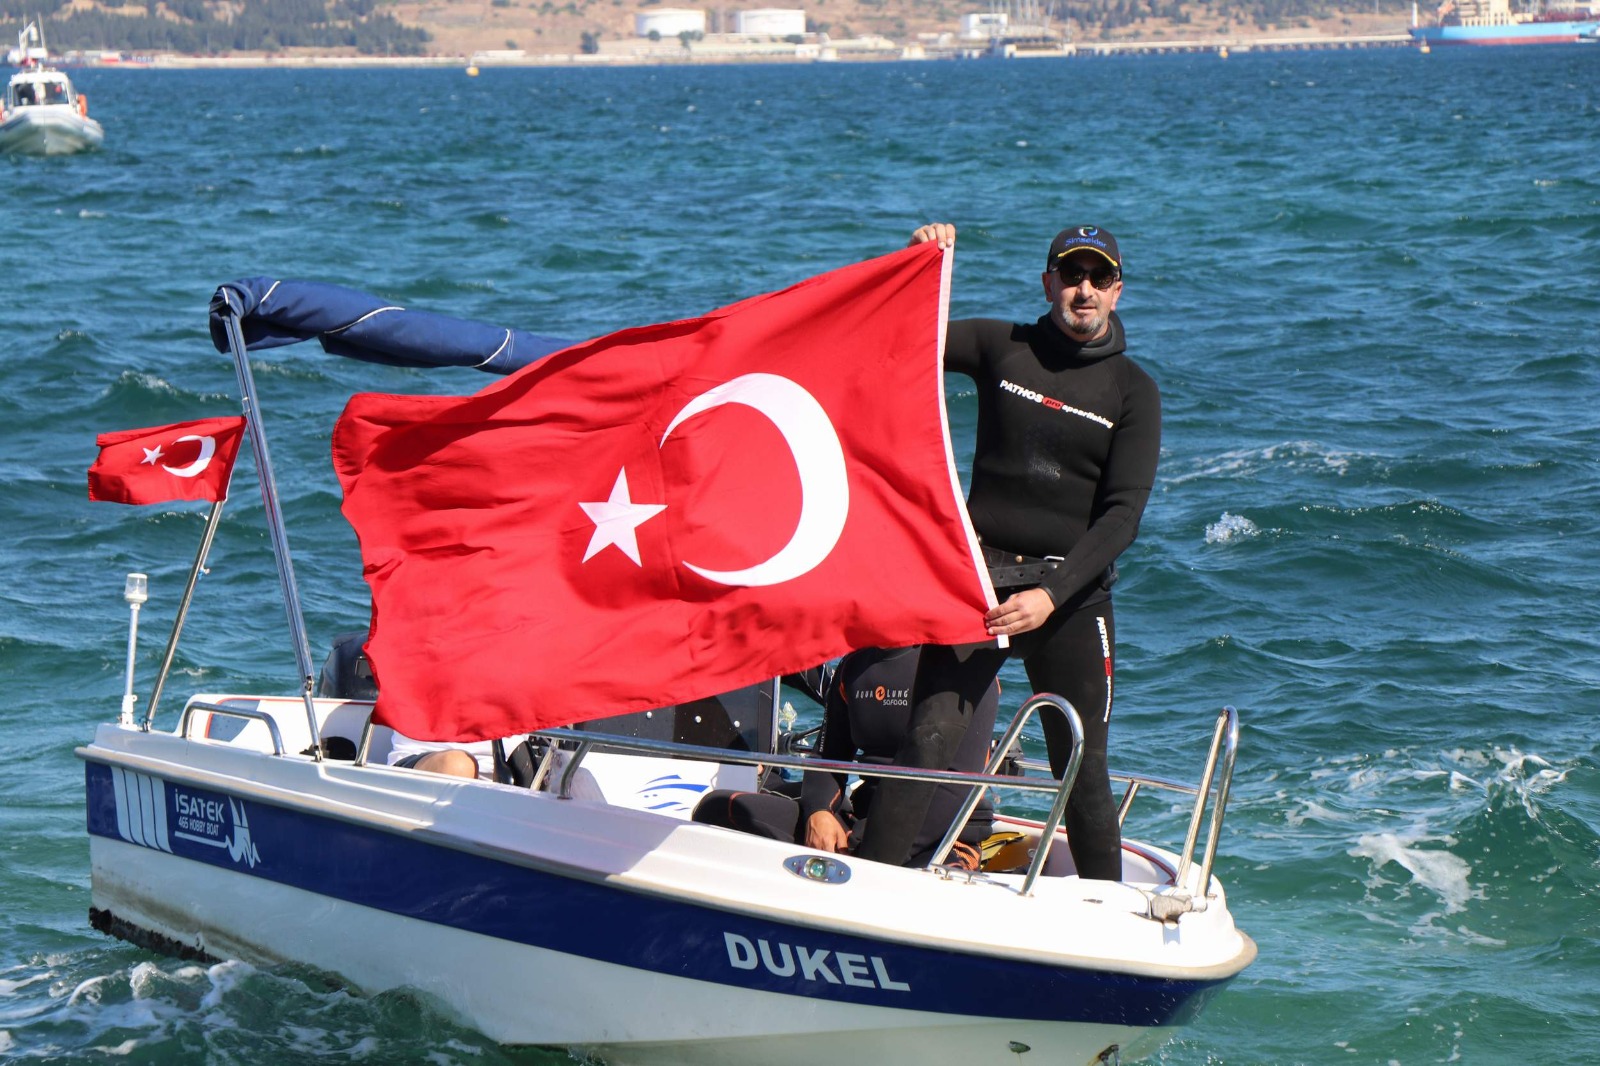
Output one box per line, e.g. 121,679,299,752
80,273,1256,1066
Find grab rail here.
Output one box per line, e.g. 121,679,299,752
1176,705,1239,908
178,700,287,757
923,694,1083,894
529,726,1072,804
335,699,1239,906
530,694,1085,897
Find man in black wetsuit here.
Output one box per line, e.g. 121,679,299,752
852,222,1162,881
799,646,998,868
692,646,999,868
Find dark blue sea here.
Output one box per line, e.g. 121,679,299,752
3,45,1598,1064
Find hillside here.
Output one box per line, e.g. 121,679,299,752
397,0,1411,56
8,0,1414,58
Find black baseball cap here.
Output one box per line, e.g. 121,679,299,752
1046,226,1120,270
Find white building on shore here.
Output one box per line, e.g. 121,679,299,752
635,8,708,37
731,8,807,36
961,12,1009,37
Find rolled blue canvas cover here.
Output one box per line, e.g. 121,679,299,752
209,277,573,375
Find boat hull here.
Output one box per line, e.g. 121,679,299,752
1409,19,1600,45
82,725,1253,1064
0,106,103,154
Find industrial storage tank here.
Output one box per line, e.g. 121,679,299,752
635,8,708,37
731,8,807,35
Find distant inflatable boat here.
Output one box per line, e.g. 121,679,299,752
2,24,103,155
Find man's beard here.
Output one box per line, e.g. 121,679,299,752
1058,304,1108,340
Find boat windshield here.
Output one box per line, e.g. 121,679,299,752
43,80,70,105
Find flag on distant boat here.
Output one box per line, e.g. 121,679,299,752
333,242,995,742
88,416,247,505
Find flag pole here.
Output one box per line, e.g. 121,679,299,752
142,499,226,730
219,311,325,759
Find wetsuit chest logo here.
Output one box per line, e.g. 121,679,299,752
998,379,1113,429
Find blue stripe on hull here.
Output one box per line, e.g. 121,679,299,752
84,761,1233,1026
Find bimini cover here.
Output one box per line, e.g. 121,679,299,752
209,277,573,375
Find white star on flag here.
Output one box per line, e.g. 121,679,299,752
579,468,666,566
141,445,165,466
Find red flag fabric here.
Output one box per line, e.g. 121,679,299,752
88,416,247,505
333,244,996,742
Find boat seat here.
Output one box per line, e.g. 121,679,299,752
181,694,378,760
543,748,758,819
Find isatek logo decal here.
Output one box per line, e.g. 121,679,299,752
110,767,261,868
724,931,910,991
174,789,262,868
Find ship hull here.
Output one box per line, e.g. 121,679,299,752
1410,19,1600,45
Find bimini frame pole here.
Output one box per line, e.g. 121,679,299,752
142,499,227,730
219,311,324,759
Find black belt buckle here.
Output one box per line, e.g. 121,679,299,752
983,546,1062,588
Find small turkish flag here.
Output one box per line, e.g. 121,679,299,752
334,244,995,742
88,416,247,505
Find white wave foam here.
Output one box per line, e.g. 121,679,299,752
1443,746,1570,817
0,972,53,997
1205,512,1258,544
1351,831,1479,914
1167,440,1364,486
199,959,255,1009
90,1037,140,1055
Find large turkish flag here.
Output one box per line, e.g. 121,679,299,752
333,243,994,742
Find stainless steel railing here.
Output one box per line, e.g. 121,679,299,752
340,694,1240,902
178,699,287,757
524,698,1240,901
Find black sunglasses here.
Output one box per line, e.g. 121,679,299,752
1056,263,1121,291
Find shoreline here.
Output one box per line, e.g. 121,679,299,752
70,28,1422,70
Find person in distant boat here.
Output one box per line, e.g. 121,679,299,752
692,645,1000,869
851,223,1161,881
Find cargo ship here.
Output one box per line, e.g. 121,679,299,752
1410,0,1600,44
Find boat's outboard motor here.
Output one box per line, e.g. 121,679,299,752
317,630,377,701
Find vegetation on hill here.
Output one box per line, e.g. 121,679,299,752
2,0,430,56
3,0,1407,57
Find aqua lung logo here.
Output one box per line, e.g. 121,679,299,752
998,379,1114,429
109,767,261,869
1078,226,1100,237
723,932,911,991
854,685,910,708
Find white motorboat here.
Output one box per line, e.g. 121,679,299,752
79,277,1255,1065
2,24,103,155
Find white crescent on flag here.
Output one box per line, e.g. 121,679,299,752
160,434,217,478
660,373,848,588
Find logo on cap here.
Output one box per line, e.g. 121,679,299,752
1078,227,1099,237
